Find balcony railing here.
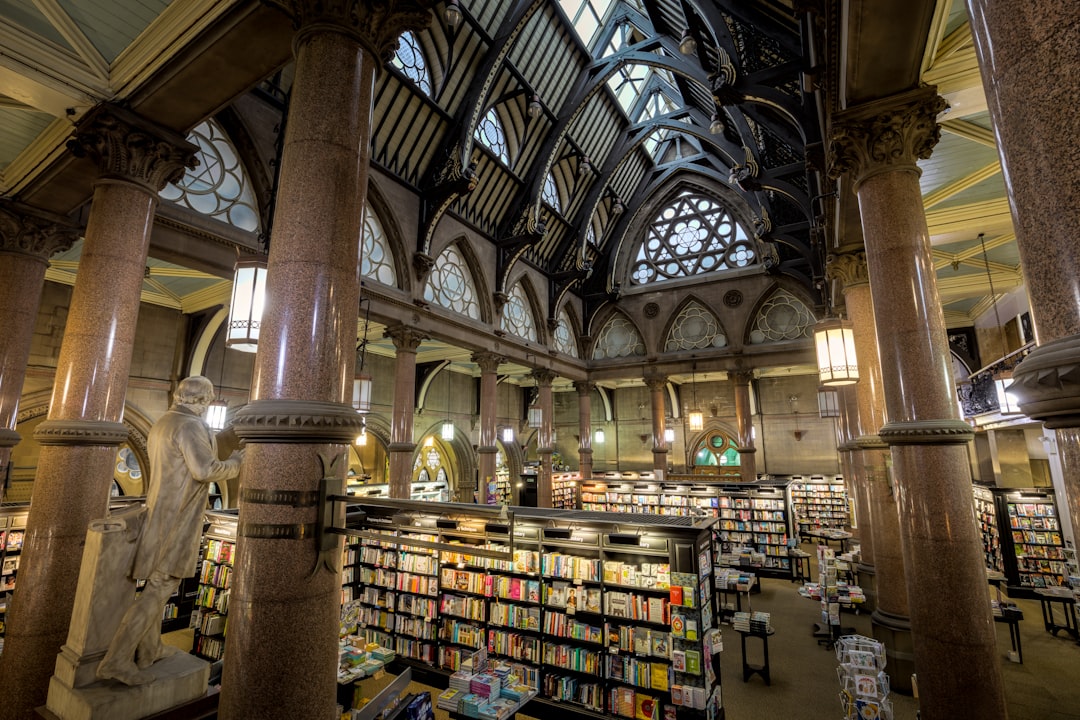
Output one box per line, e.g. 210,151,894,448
957,342,1035,418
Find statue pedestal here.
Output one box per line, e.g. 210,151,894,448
45,652,210,720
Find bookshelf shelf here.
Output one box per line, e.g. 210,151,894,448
995,488,1068,596
788,476,849,535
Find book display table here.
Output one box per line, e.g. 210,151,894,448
735,628,774,686
1034,587,1079,639
803,529,852,553
788,550,811,584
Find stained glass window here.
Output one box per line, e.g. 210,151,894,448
501,284,537,341
160,119,260,232
631,190,756,285
392,31,431,95
748,289,814,343
542,172,561,213
592,314,645,359
424,245,481,319
361,208,397,287
475,108,509,164
665,301,727,351
553,308,579,358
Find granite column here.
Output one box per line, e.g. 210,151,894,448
828,87,1007,720
222,5,430,719
386,325,427,499
968,0,1080,552
830,250,913,691
533,369,556,508
575,381,594,482
0,106,196,719
645,376,668,477
473,351,505,503
732,371,757,483
0,202,78,500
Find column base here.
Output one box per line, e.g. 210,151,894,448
45,652,209,720
856,564,876,613
870,608,914,695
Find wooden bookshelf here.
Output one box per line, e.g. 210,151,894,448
788,476,849,534
191,510,237,661
972,485,1003,573
0,506,28,657
995,488,1068,596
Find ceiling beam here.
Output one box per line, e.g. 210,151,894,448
940,118,996,147
925,198,1012,238
922,160,1000,208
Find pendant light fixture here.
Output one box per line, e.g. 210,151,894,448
353,297,372,412
441,361,455,440
817,386,841,418
688,362,704,431
501,375,514,442
594,428,605,443
205,335,229,430
813,316,859,385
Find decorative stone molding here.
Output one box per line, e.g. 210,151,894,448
531,369,557,387
239,488,321,507
0,428,21,448
267,0,432,62
1009,334,1080,428
471,351,506,374
411,251,435,282
238,521,316,540
231,399,364,444
723,290,742,308
388,442,416,453
574,381,595,396
878,419,974,446
67,104,198,193
826,250,870,289
385,324,427,352
827,87,948,188
736,446,757,455
33,419,129,446
856,434,889,450
730,370,753,386
644,376,667,392
0,200,80,263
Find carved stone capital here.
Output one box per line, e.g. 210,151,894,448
0,428,21,448
573,381,596,396
827,87,948,188
471,351,506,374
736,447,757,455
412,251,435,281
231,399,364,444
385,323,427,352
492,291,509,313
1009,334,1080,429
730,370,754,386
267,0,432,63
67,104,198,193
34,419,129,446
826,250,870,289
0,201,80,263
531,369,558,387
644,376,667,392
476,445,498,455
878,419,973,446
856,434,889,450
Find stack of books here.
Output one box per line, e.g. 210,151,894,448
437,688,464,713
731,612,751,632
749,612,771,633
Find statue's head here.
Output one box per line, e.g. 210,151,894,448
175,375,215,417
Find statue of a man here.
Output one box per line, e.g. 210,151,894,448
97,375,243,685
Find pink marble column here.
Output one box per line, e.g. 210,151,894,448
829,250,914,691
574,381,594,482
645,376,668,476
835,386,872,561
0,202,78,498
731,371,757,483
967,0,1080,552
473,351,505,503
222,5,430,719
385,325,426,499
0,106,195,719
828,87,1007,720
533,369,556,508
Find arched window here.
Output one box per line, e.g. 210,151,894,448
631,190,756,285
692,431,741,476
424,245,481,320
552,308,579,358
501,284,537,342
592,313,645,359
475,108,509,165
748,289,814,344
392,31,432,95
160,119,260,232
665,301,727,351
542,172,561,213
361,207,397,287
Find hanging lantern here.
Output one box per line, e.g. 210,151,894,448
594,428,605,443
441,420,455,440
527,404,543,428
205,400,228,431
817,387,841,418
355,427,368,446
664,427,675,443
352,372,372,412
226,257,268,352
814,317,859,386
501,426,515,443
688,410,704,431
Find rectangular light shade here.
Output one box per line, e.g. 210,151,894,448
355,429,367,446
527,405,543,428
817,388,841,418
814,318,859,385
664,428,675,443
353,373,372,412
227,258,267,353
688,410,704,431
205,400,228,431
441,421,455,440
594,428,605,443
501,427,515,443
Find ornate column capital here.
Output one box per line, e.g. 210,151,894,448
826,250,870,289
232,399,364,444
67,104,198,193
385,323,427,352
644,376,667,392
531,368,557,387
0,201,81,263
827,87,948,189
730,370,754,386
471,351,506,374
267,0,432,63
1009,334,1080,428
573,380,596,396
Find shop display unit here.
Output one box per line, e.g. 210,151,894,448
0,505,28,656
787,476,849,535
347,479,450,503
342,499,724,720
191,510,238,661
552,472,580,509
972,485,1003,573
994,488,1069,596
